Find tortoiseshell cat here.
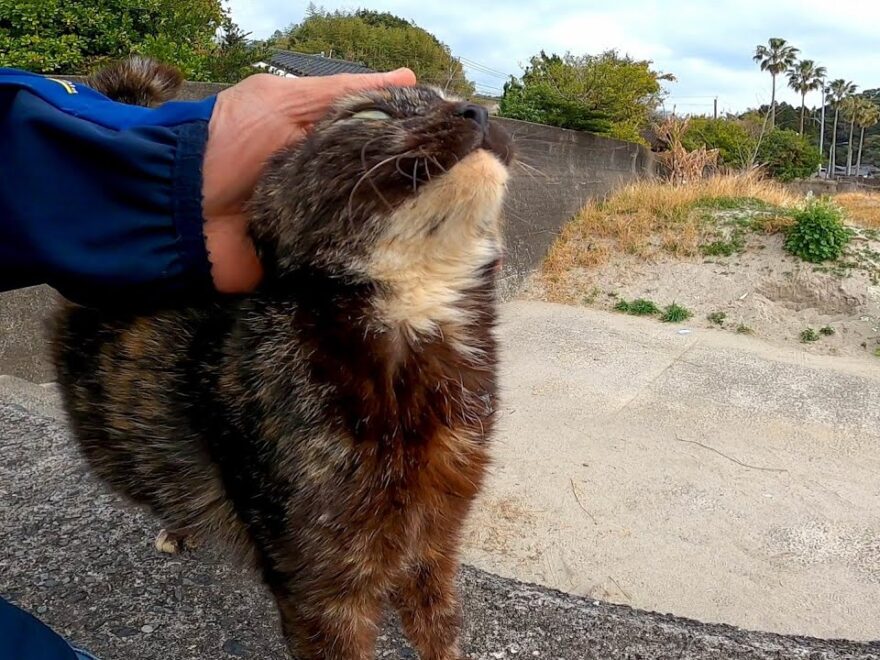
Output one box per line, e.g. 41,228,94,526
52,58,512,659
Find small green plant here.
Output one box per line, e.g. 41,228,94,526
707,311,726,326
819,325,835,336
874,347,880,358
693,196,752,210
800,328,820,343
784,198,852,263
701,239,741,257
736,324,754,335
660,303,693,323
615,298,660,316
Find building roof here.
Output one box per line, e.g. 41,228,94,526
268,50,374,77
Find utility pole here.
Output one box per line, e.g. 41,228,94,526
819,82,826,177
713,97,718,119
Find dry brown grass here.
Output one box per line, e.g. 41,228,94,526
653,116,720,186
543,172,798,281
836,191,880,229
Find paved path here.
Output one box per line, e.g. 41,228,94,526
463,302,880,640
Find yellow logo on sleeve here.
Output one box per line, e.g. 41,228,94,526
46,78,78,94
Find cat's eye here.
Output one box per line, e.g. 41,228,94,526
351,109,392,120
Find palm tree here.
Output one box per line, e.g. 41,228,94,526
855,98,880,175
787,59,826,134
753,38,799,128
840,96,860,175
826,79,857,178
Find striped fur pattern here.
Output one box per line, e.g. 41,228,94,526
88,55,183,106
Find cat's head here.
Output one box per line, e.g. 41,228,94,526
249,86,513,294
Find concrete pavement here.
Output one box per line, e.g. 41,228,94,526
463,301,880,640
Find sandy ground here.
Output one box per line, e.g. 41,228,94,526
525,229,880,359
461,301,880,641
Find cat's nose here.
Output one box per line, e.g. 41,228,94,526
455,103,489,131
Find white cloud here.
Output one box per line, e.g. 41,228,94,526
227,0,880,112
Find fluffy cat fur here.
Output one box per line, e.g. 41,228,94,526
52,58,513,659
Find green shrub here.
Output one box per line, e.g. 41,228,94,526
756,129,822,182
707,312,726,326
784,199,851,263
682,117,757,169
660,303,692,323
614,298,660,315
736,324,754,335
820,325,835,336
800,328,819,343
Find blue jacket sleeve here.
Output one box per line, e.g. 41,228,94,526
0,69,217,305
0,597,77,660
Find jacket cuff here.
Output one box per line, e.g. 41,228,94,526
171,121,214,295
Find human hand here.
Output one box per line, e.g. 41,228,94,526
201,68,417,293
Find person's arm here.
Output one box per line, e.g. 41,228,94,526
0,67,417,306
0,69,215,305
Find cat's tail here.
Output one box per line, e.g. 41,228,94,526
88,55,183,108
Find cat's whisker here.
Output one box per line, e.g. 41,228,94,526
429,156,447,174
349,153,401,218
514,159,547,179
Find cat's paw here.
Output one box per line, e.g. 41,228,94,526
154,528,197,554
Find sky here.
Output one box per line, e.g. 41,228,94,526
226,0,878,115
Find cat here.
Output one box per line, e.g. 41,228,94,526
52,58,513,659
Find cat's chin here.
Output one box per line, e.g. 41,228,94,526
366,149,507,274
356,149,506,336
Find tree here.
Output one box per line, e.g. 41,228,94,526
753,38,799,128
756,129,822,181
826,79,857,178
862,135,880,170
680,117,756,169
281,8,474,96
854,98,880,174
787,59,826,135
204,17,269,84
499,50,674,143
840,95,873,176
856,89,880,169
499,78,611,133
840,96,861,175
0,0,259,82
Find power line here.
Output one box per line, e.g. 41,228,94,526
458,56,512,79
459,62,514,83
